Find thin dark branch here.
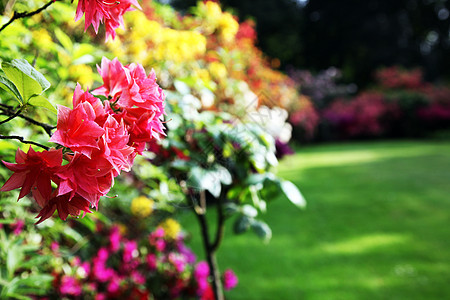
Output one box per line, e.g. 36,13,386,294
211,188,227,252
0,135,49,150
0,104,55,136
0,105,24,125
193,191,224,300
0,0,62,33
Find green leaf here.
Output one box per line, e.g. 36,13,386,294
2,59,50,103
233,215,251,234
214,165,232,185
170,160,192,171
280,180,306,208
0,75,23,104
5,292,31,300
224,203,239,215
241,204,258,218
28,95,56,114
6,245,24,279
54,28,73,52
251,220,272,242
0,219,15,225
14,274,53,290
19,255,50,270
187,166,221,197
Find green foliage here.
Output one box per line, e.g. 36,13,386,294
0,59,55,113
0,196,54,299
145,89,304,242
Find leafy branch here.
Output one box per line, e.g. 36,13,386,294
0,104,24,126
0,134,49,150
0,103,55,136
0,0,64,34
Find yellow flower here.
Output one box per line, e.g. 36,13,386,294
218,13,239,43
68,64,95,88
158,218,181,240
32,29,53,49
209,62,228,81
118,12,207,64
131,196,154,217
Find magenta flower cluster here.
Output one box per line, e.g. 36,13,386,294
49,222,237,299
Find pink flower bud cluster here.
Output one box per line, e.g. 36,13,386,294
75,0,142,41
0,57,165,223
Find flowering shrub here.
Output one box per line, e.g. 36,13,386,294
109,0,307,120
375,66,424,90
47,219,237,299
0,2,307,299
294,66,450,141
322,92,399,138
0,57,166,223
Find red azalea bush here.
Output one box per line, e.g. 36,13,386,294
0,57,166,223
375,66,424,90
297,66,450,141
322,92,399,138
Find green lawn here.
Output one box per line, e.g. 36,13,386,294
179,141,450,299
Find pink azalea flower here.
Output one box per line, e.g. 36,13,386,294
0,147,62,203
49,102,105,158
119,63,165,111
92,248,115,282
59,275,82,296
99,115,136,175
155,239,166,252
176,241,196,264
72,83,107,126
146,253,157,270
93,57,166,149
168,252,186,273
94,57,129,100
223,269,238,290
104,0,141,41
109,225,121,252
151,227,165,239
131,271,146,285
81,262,91,276
123,240,138,263
75,0,141,41
195,261,210,294
10,219,24,235
50,241,60,254
107,275,121,293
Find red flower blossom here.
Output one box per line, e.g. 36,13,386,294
49,102,105,158
94,57,166,151
57,152,114,207
99,115,136,175
73,83,108,126
94,57,129,100
75,0,141,40
35,193,92,224
0,147,63,202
